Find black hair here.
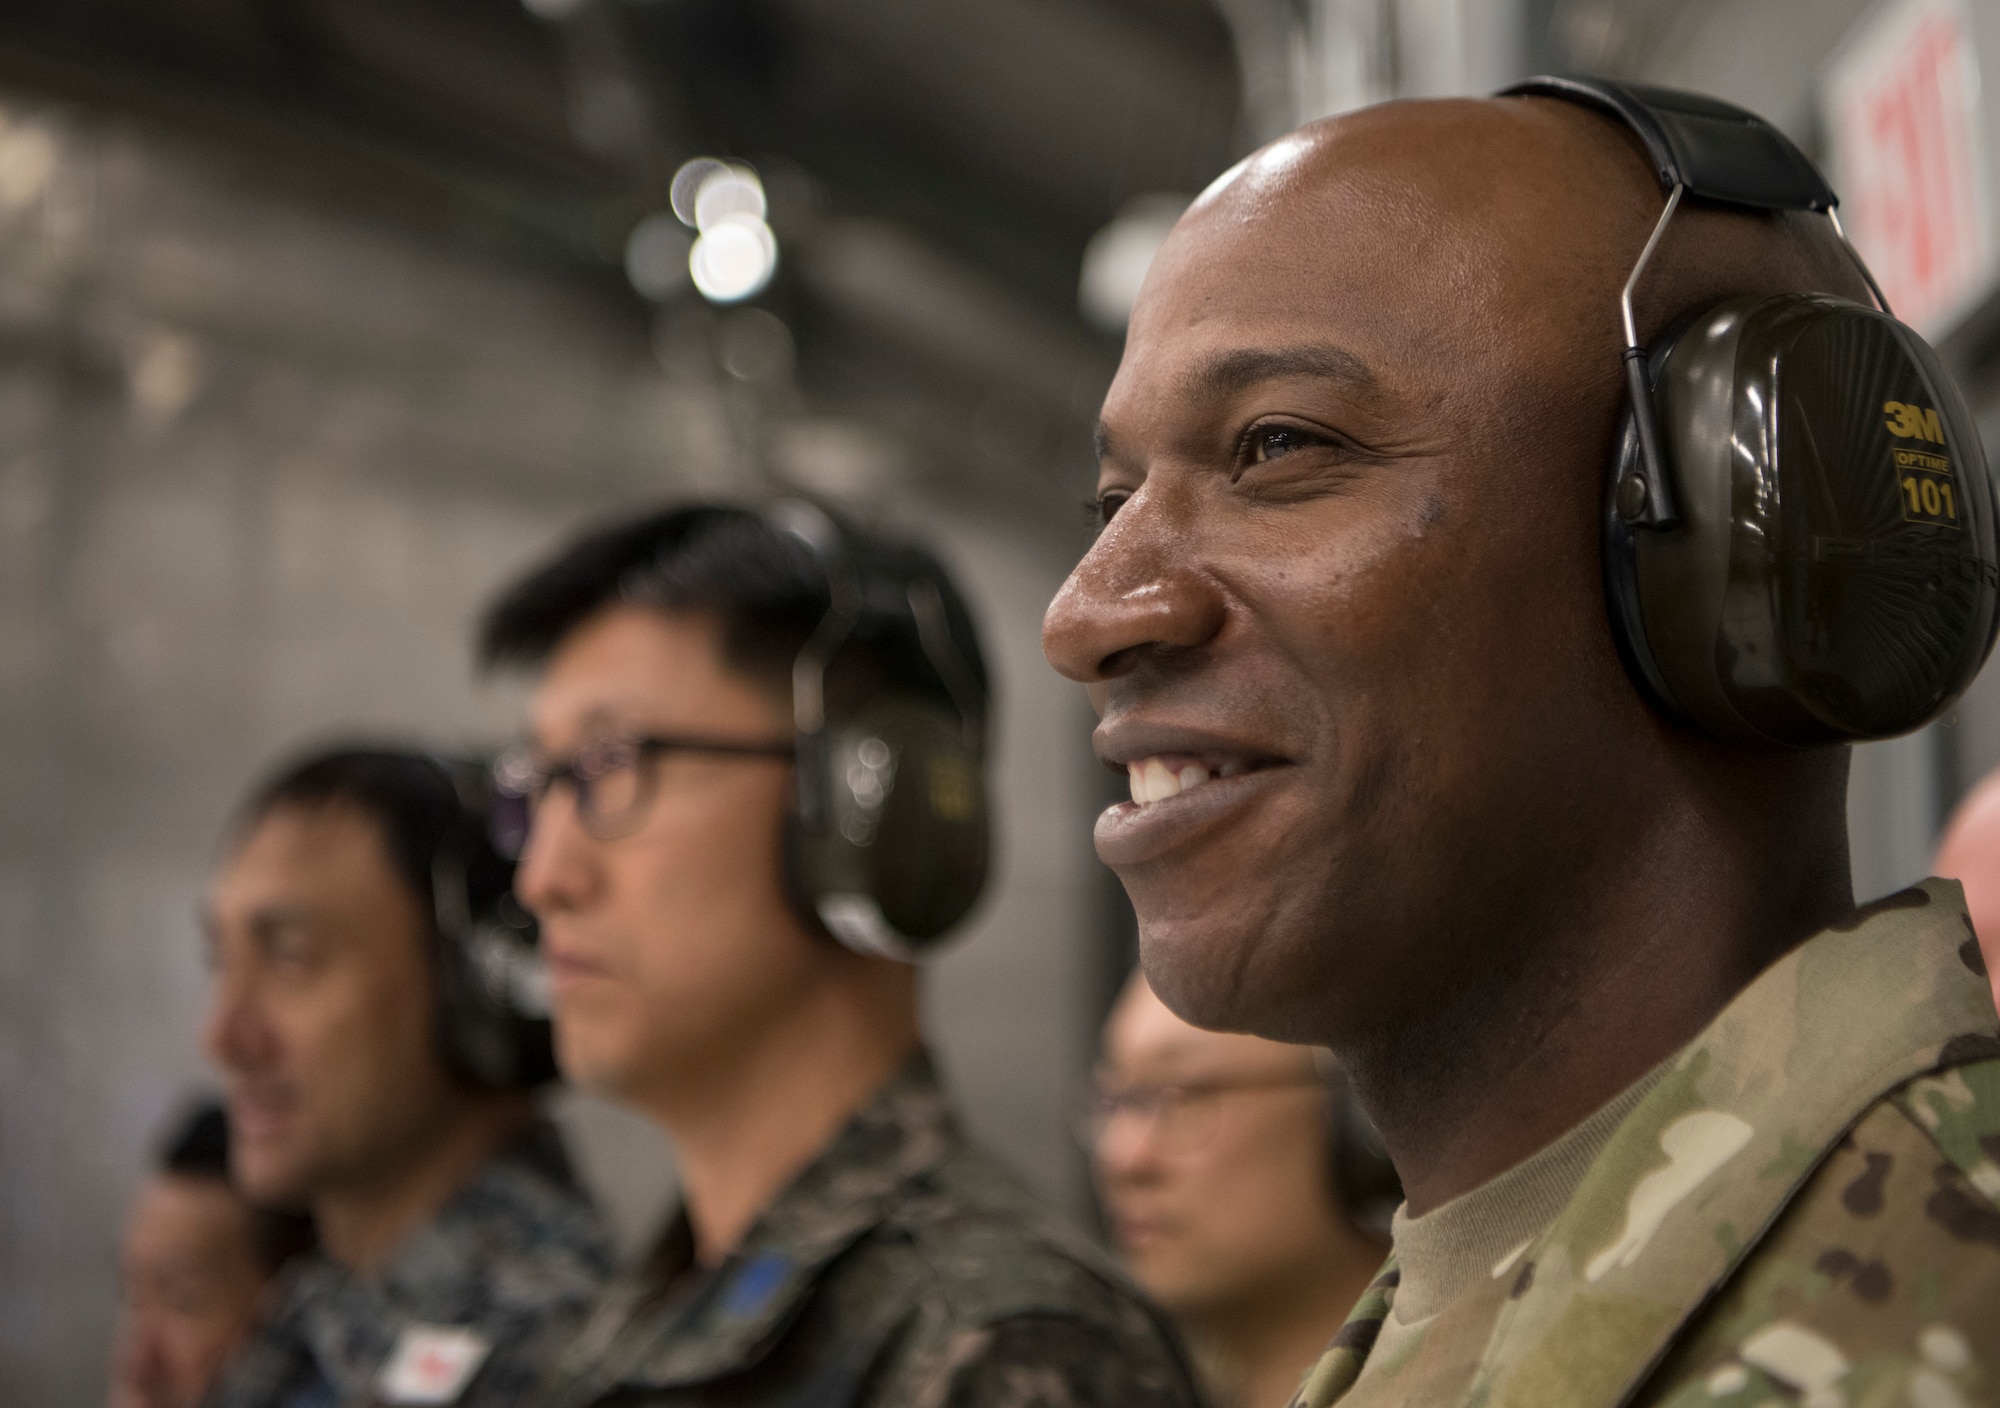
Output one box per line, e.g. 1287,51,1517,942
477,503,989,726
233,747,515,938
156,1101,317,1274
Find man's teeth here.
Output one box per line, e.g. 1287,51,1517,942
1125,757,1248,805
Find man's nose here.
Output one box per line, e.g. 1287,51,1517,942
1094,1111,1168,1187
513,789,604,919
203,958,273,1075
1042,488,1226,685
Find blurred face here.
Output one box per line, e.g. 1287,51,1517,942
1040,104,1663,1043
203,804,460,1206
513,605,822,1108
109,1175,266,1408
1093,975,1345,1318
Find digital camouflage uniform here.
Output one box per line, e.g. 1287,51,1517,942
542,1053,1199,1408
1292,878,2000,1408
206,1118,614,1408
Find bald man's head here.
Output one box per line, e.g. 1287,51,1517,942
1043,96,1858,1043
1146,97,1870,475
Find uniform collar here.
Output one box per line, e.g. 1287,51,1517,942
339,1116,590,1313
281,1116,602,1389
402,1119,588,1304
604,1049,958,1390
1470,879,2000,1408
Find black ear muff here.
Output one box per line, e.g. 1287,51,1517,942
1503,75,2000,747
435,886,557,1089
430,757,557,1089
1607,294,2000,745
792,695,989,956
767,501,992,961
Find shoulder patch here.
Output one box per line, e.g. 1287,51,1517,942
721,1252,793,1319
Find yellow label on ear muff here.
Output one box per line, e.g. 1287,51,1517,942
1614,294,1999,747
1884,400,1945,444
1897,449,1961,528
1884,402,1957,528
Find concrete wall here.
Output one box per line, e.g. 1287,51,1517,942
0,92,1105,1405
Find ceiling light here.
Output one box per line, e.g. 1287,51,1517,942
670,158,729,227
693,168,766,232
1079,194,1190,332
689,214,778,303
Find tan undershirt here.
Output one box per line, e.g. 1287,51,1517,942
1364,1059,1669,1369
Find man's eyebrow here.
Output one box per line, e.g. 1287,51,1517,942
245,902,320,934
1180,343,1378,402
1093,343,1379,466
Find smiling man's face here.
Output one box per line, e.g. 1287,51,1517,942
1043,101,1676,1043
203,804,456,1205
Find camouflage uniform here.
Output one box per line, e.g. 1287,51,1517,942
543,1053,1199,1408
206,1117,614,1408
1293,878,2000,1408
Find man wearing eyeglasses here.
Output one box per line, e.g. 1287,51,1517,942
479,504,1198,1408
1090,973,1392,1408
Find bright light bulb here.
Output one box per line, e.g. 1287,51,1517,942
1079,194,1189,331
670,157,728,226
689,214,778,303
693,168,766,232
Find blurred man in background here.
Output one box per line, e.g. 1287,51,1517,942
107,1102,313,1408
1932,767,2000,1014
202,748,613,1408
1091,972,1393,1408
480,503,1198,1408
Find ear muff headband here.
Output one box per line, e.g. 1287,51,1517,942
1503,77,1882,530
766,501,991,959
1499,76,2000,745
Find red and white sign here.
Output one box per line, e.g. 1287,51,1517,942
376,1325,492,1405
1825,0,1994,336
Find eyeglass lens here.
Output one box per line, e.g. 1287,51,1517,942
491,741,659,853
1087,1086,1228,1154
571,742,651,836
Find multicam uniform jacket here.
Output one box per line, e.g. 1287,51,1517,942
1293,878,2000,1408
543,1053,1199,1408
205,1118,613,1408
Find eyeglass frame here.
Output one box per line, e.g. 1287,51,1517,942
1076,1073,1328,1154
490,732,795,856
